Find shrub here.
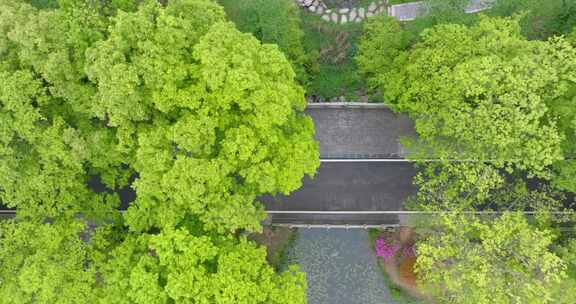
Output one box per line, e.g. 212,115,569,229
356,15,408,92
375,237,401,261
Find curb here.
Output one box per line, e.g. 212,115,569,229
306,102,393,109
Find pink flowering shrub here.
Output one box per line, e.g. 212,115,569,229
375,237,400,261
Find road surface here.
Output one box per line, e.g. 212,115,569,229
261,162,418,226
306,104,416,159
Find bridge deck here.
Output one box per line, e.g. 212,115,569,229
306,104,416,159
261,162,418,225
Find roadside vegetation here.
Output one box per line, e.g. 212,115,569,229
358,1,576,303
249,227,298,271
219,0,370,101
0,0,318,303
368,228,425,303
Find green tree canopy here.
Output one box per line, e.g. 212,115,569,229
361,16,576,177
409,162,575,303
415,212,567,304
0,0,316,302
0,0,319,230
0,216,307,304
85,0,318,232
0,218,97,304
91,225,306,304
0,0,124,219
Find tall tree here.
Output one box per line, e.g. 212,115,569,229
86,0,319,232
0,0,124,219
415,212,567,304
0,0,316,302
0,0,319,229
91,225,306,304
360,16,576,177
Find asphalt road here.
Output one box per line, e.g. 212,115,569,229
306,105,416,159
260,162,418,225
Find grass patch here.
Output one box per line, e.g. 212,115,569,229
300,11,369,100
389,0,415,4
368,228,426,304
323,0,375,9
0,215,13,222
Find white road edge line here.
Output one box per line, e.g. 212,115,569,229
319,159,534,162
267,211,574,214
320,159,412,162
272,224,400,229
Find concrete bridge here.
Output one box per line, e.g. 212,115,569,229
262,103,418,227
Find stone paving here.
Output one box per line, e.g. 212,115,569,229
285,229,397,304
295,0,494,23
297,0,388,24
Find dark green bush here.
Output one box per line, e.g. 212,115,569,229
488,0,576,40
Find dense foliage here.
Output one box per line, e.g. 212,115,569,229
356,15,408,92
415,212,568,304
0,0,318,302
360,16,576,179
488,0,576,40
0,218,97,303
408,161,576,303
218,0,311,84
86,0,318,232
90,226,306,304
357,8,576,303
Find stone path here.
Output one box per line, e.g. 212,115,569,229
296,0,388,24
295,0,494,24
285,229,396,304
